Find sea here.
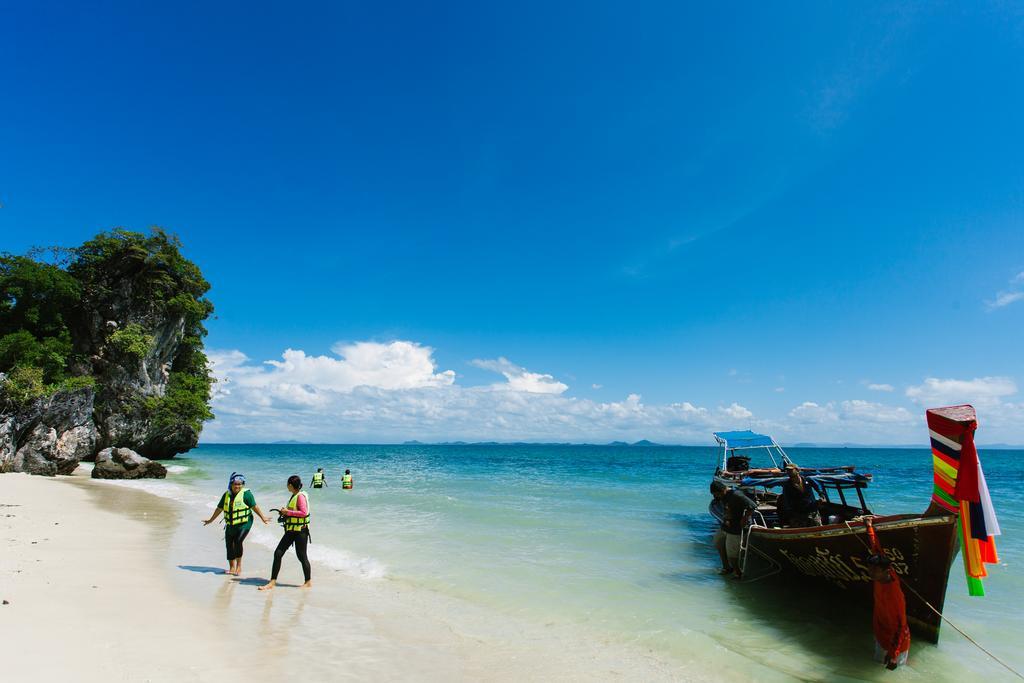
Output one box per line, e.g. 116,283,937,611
125,443,1023,681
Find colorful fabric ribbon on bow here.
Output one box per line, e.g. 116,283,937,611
927,405,1001,596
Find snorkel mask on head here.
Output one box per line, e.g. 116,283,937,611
229,472,246,487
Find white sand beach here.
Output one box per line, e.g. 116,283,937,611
0,471,717,682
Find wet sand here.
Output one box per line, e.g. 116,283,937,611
0,471,711,682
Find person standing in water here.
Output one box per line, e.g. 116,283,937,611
342,469,354,489
259,475,312,591
203,473,270,576
311,468,326,489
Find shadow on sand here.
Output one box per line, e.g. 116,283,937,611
175,566,303,588
177,565,228,575
234,576,302,588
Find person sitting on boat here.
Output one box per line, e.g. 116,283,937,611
778,464,823,527
867,553,911,669
710,481,757,577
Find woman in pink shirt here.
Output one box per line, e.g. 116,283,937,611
259,475,312,591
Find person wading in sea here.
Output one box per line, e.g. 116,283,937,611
203,473,270,576
259,475,312,591
312,468,326,489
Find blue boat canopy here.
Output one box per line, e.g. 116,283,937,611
713,430,774,449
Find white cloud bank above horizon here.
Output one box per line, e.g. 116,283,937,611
202,340,1024,445
204,341,757,443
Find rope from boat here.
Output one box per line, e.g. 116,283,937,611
843,520,1024,680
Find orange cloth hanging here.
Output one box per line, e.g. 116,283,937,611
866,520,911,662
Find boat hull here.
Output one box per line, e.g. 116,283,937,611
738,514,958,643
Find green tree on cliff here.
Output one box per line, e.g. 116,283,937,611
0,228,215,453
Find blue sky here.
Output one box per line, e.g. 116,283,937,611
2,1,1023,443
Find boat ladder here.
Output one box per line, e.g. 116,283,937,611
739,512,783,583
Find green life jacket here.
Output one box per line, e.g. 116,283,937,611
222,488,252,526
312,472,324,486
342,474,353,489
285,491,310,531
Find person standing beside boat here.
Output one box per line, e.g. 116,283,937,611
711,481,757,577
779,464,822,527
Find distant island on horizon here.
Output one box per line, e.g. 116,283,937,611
200,440,1024,449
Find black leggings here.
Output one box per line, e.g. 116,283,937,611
225,524,251,561
271,528,311,582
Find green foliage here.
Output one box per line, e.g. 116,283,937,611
69,228,213,322
0,256,79,384
0,330,72,383
145,371,215,435
56,375,96,392
0,365,47,406
108,323,154,359
0,255,80,337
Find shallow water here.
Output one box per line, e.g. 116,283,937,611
141,444,1023,681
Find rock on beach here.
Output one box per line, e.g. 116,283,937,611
91,447,167,480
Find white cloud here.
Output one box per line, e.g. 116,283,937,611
988,291,1024,310
788,402,839,424
905,376,1017,408
206,341,455,413
788,400,912,426
774,387,785,393
903,376,1024,432
591,383,603,390
866,383,894,392
470,357,568,394
986,271,1024,310
720,402,753,421
839,400,913,424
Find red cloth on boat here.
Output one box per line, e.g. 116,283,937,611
873,575,911,661
866,520,911,662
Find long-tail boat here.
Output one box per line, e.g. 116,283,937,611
708,405,1001,643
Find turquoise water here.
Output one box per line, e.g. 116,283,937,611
164,444,1022,680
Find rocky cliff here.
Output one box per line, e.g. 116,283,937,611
0,229,214,475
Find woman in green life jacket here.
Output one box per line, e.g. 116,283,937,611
203,473,270,576
342,469,353,489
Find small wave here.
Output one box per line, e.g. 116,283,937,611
165,465,189,474
93,477,207,507
245,524,387,579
